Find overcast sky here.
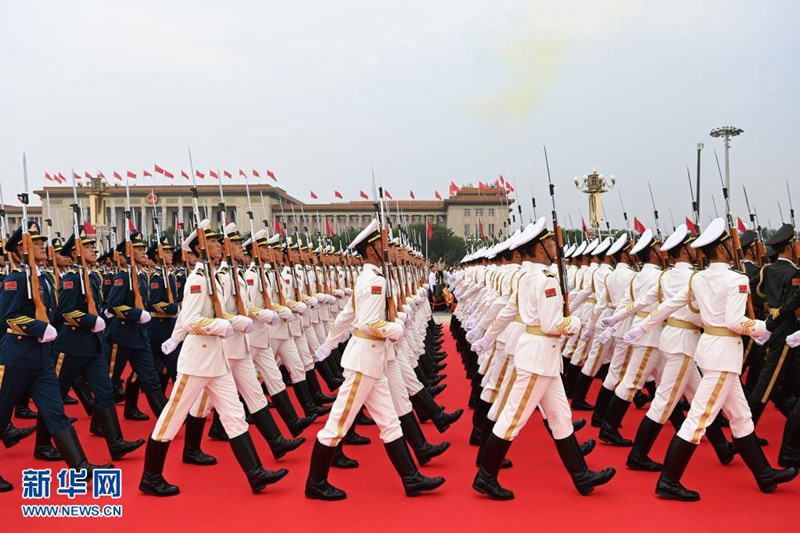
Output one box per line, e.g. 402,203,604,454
2,0,798,231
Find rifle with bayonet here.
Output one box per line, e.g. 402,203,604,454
151,189,174,304
20,154,49,323
743,185,765,266
217,171,246,316
71,172,98,315
543,145,570,316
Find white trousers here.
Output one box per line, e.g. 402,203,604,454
677,370,754,444
645,351,701,425
151,371,248,442
249,345,286,396
602,341,634,391
581,337,615,378
615,345,663,402
316,369,402,447
493,371,573,441
293,330,316,372
385,359,413,417
269,336,306,383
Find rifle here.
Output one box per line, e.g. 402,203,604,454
0,184,10,269
243,173,272,308
20,154,49,323
743,185,765,266
150,189,174,303
543,145,569,316
44,191,55,270
216,174,246,316
123,176,144,308
261,191,287,306
646,181,663,242
376,182,397,322
71,172,98,315
788,181,800,256
188,147,224,318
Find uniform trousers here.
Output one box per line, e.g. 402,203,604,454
151,371,249,443
493,370,573,441
316,369,402,447
292,331,316,373
581,337,615,378
385,359,413,417
269,336,306,383
614,345,663,402
0,364,72,435
602,341,634,391
54,352,115,411
249,345,286,396
395,349,424,396
644,351,701,425
108,343,161,395
677,370,755,444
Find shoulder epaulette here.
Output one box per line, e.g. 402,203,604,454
543,270,556,278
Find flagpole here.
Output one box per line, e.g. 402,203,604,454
425,215,429,260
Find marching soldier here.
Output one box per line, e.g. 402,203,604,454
146,236,180,388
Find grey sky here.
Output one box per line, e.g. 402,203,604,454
2,0,798,231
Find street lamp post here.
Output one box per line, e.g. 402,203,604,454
710,126,743,199
574,167,616,238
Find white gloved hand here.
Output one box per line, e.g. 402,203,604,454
270,312,280,326
315,343,333,362
139,311,152,324
466,326,484,344
292,302,308,315
472,337,492,354
754,330,771,346
598,327,615,345
161,338,179,355
786,330,800,348
306,297,318,308
40,324,58,343
344,288,353,296
600,316,619,328
581,328,595,342
277,306,293,321
242,318,255,334
334,289,345,298
92,317,106,333
223,324,234,338
623,326,645,345
254,309,275,323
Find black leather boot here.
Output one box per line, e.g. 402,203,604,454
306,370,336,405
778,414,800,468
271,390,315,437
52,426,114,475
251,406,305,460
476,417,513,468
182,415,217,465
145,390,167,418
470,399,491,446
384,437,445,497
94,407,145,460
626,416,663,471
315,360,343,392
655,435,699,501
410,389,463,434
332,441,358,468
356,410,375,426
542,419,596,457
207,410,230,441
123,378,149,421
229,432,289,494
72,377,96,416
399,412,450,465
554,433,616,495
705,416,737,465
294,380,331,418
33,417,62,461
472,433,514,500
14,395,37,419
571,373,595,411
305,439,346,500
591,386,614,427
139,438,180,496
734,432,799,493
2,422,35,449
0,475,12,492
342,424,371,445
599,396,633,447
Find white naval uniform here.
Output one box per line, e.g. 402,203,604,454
579,262,616,377
602,263,638,391
150,265,249,442
268,266,308,384
244,263,286,396
638,262,766,443
316,263,404,447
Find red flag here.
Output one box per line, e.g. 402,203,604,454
325,217,334,237
252,169,260,178
164,170,174,179
410,190,415,199
334,190,343,199
209,170,218,179
633,217,646,234
58,172,66,183
196,170,205,179
98,171,106,179
143,170,152,177
83,221,95,235
84,171,93,179
181,170,189,179
385,190,393,200
274,216,285,236
310,191,318,200
499,175,505,186
224,170,232,179
435,190,442,201
128,219,137,232
239,169,246,177
45,172,54,182
113,171,123,181
267,170,277,181
449,181,460,196
505,181,514,192
737,217,747,232
155,164,165,174
582,218,590,239
685,217,697,235
478,181,488,191
359,190,369,200
127,171,136,179
426,218,433,239
479,219,485,239
73,170,81,180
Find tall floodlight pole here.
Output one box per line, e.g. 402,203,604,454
710,126,743,202
573,167,616,238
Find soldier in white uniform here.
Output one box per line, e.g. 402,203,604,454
138,220,288,497
625,218,797,501
306,220,445,500
472,218,615,500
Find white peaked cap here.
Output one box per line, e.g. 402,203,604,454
182,219,212,252
348,218,380,250
691,218,727,249
661,224,690,253
510,218,547,251
593,237,613,255
606,233,628,256
630,229,655,255
582,239,599,256
571,241,588,257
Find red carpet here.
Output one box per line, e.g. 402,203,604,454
2,320,796,532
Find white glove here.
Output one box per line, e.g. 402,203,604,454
40,324,58,343
334,289,345,298
315,343,333,362
306,297,318,308
161,338,179,355
754,330,771,346
581,328,595,342
344,288,353,296
139,311,152,324
286,311,297,322
472,337,492,354
598,327,615,345
243,318,255,334
466,326,484,344
292,302,308,315
786,330,800,348
277,306,293,321
623,326,645,345
465,318,477,331
92,317,106,333
600,316,619,328
255,309,275,323
223,324,234,338
270,312,280,326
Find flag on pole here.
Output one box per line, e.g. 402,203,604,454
113,171,123,182
385,190,393,200
310,191,318,200
435,190,442,201
274,216,285,236
181,170,189,179
267,170,276,181
58,172,66,183
633,217,646,234
164,171,174,179
45,172,54,182
686,217,697,235
479,218,485,239
505,181,515,192
84,171,93,179
239,169,246,178
196,170,205,179
128,219,137,232
449,181,460,196
252,169,260,178
127,171,136,179
155,164,165,174
143,170,152,177
209,170,218,179
325,217,334,237
334,190,343,199
359,190,369,200
98,171,106,179
478,181,488,191
427,218,433,239
499,175,505,187
224,170,232,179
582,218,590,238
737,217,747,232
83,221,96,235
409,190,415,199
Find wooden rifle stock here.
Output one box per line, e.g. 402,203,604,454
23,234,49,323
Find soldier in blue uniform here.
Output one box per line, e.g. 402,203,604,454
105,231,167,419
0,222,112,493
146,237,180,390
